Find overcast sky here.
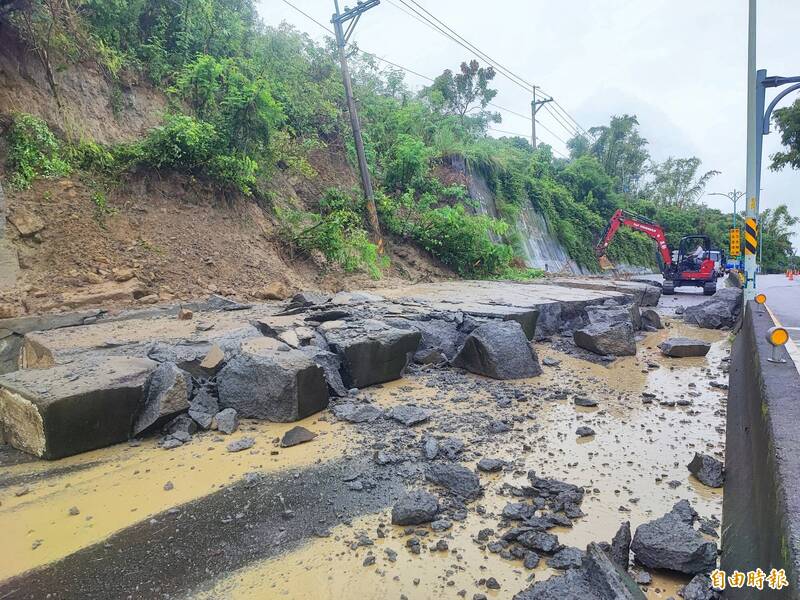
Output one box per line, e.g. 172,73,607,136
260,0,800,246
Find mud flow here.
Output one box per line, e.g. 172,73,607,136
1,318,727,599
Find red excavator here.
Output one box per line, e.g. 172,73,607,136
595,209,718,295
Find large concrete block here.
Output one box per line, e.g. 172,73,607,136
0,357,156,459
217,338,329,421
321,320,421,388
574,321,636,356
132,362,192,435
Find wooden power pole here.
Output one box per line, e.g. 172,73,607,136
332,0,383,252
530,85,552,149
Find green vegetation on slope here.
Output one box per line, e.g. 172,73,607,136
3,0,797,275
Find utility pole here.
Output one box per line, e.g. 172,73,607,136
531,85,552,149
332,0,383,252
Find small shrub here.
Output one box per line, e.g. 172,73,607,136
5,114,71,189
139,114,218,171
68,140,118,174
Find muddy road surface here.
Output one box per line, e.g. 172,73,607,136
0,285,729,599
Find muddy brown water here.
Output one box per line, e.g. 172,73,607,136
1,321,727,599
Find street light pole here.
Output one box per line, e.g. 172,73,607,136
709,190,744,229
744,0,759,299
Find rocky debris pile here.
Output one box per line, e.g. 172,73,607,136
641,308,663,330
683,287,742,329
687,452,725,488
631,500,718,575
681,574,721,600
513,543,646,599
0,281,648,459
659,338,711,358
425,464,482,501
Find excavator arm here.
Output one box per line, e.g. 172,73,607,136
595,209,672,267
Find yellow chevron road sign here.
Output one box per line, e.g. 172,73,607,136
744,218,758,255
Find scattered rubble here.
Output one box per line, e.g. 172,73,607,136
391,490,440,525
425,464,482,500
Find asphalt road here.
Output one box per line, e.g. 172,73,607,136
756,273,800,342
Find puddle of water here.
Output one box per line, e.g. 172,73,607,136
197,323,728,599
0,414,352,580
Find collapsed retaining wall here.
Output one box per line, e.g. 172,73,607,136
723,301,800,598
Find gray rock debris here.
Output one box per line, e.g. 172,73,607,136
687,452,725,488
683,287,742,329
133,362,192,435
321,320,421,388
387,404,431,426
451,320,542,380
547,547,585,570
681,574,719,600
280,426,316,447
331,402,383,423
609,521,631,570
217,338,329,422
514,543,646,599
425,464,482,500
391,490,440,525
477,458,505,472
214,408,238,434
631,500,717,575
188,388,219,430
574,321,636,356
659,338,711,358
641,308,664,329
226,437,255,452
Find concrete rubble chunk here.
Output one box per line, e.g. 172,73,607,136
322,320,421,388
425,464,482,500
288,291,331,309
299,346,347,397
585,304,640,331
681,574,717,600
514,543,646,599
0,357,156,459
331,402,383,423
631,500,717,575
451,320,542,380
517,530,560,553
641,308,664,330
387,404,431,426
206,294,252,311
477,457,505,472
280,425,316,447
547,547,585,570
133,362,192,435
683,288,742,329
659,338,711,358
217,337,329,422
687,452,725,488
391,489,440,525
610,521,631,570
226,437,255,452
188,388,219,430
214,408,238,434
574,321,636,356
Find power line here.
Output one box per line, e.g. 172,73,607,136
395,0,591,139
279,0,570,150
389,0,534,95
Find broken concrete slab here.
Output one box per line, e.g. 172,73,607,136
451,320,542,380
331,402,383,423
321,320,421,388
659,338,712,358
387,404,431,426
574,321,636,356
687,452,725,488
132,362,192,435
0,357,156,459
217,338,329,422
631,500,717,575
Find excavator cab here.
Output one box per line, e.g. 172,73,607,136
663,234,717,295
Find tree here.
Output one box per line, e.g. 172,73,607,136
643,157,719,209
771,98,800,171
758,204,798,272
424,60,500,126
568,115,649,196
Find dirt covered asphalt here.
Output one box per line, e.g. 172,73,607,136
0,288,729,600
